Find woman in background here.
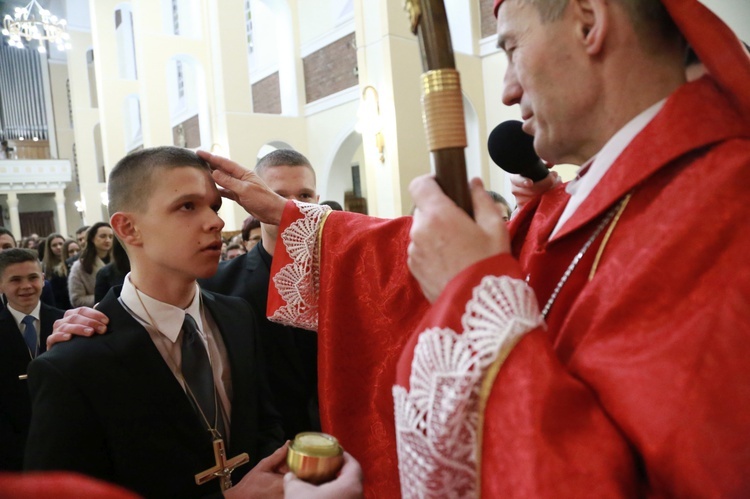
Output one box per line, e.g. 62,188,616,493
68,222,113,307
41,234,65,273
61,239,81,272
43,233,72,309
94,237,130,303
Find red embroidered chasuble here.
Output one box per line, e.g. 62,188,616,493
268,77,750,498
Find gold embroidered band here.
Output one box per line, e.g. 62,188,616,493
421,69,467,151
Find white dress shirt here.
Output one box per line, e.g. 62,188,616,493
551,98,667,238
118,274,233,440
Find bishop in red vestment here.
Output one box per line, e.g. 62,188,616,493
202,0,750,497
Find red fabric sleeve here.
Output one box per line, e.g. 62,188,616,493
317,212,429,498
267,200,314,325
268,201,428,497
0,472,140,499
396,254,638,497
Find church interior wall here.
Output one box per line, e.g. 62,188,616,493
444,0,475,55
247,0,281,79
2,0,742,231
479,0,497,39
252,72,282,114
388,42,431,216
17,192,55,214
221,112,309,227
302,33,358,104
324,137,365,211
66,29,101,228
454,52,489,181
48,61,83,235
297,0,354,48
701,0,750,40
304,99,359,202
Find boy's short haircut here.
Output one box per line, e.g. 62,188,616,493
320,200,343,211
108,146,211,216
0,227,16,246
254,149,316,183
0,248,41,279
241,216,261,242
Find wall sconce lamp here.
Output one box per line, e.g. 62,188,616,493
74,199,85,213
100,191,109,207
356,85,385,163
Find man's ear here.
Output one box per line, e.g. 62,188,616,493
110,212,141,247
572,0,608,55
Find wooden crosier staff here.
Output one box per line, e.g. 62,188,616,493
406,0,473,217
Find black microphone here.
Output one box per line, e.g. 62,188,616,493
487,120,549,182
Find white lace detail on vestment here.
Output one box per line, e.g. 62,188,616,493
393,275,543,498
269,201,330,331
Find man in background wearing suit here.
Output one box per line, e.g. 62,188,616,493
200,149,321,441
0,249,64,470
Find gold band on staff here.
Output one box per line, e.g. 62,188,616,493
421,68,467,151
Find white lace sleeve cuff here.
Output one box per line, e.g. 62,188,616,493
269,201,331,331
394,275,544,498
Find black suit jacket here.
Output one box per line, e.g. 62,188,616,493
0,303,64,470
24,287,283,498
200,244,320,440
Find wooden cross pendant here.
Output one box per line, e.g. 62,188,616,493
195,439,250,491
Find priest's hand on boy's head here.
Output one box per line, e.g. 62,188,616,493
407,176,511,303
197,150,288,226
47,306,109,349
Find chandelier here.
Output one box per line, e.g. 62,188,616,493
2,0,71,53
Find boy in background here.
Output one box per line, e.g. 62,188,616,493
0,249,64,470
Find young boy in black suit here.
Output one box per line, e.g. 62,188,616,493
24,147,286,497
0,249,64,470
53,150,324,442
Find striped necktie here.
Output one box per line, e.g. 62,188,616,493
22,315,38,358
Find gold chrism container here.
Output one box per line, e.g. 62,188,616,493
286,432,344,484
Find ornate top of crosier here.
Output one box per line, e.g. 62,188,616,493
404,0,422,35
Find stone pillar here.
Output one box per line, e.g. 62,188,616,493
6,192,21,240
55,190,69,237
352,0,432,217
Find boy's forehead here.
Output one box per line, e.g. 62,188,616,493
152,165,214,187
261,164,317,188
1,260,42,277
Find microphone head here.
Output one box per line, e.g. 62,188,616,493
487,120,541,176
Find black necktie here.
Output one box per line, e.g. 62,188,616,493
181,314,219,436
22,315,38,358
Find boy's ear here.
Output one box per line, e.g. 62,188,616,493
110,212,142,247
572,0,608,55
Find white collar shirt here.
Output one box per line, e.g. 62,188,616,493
119,274,233,440
551,98,667,238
